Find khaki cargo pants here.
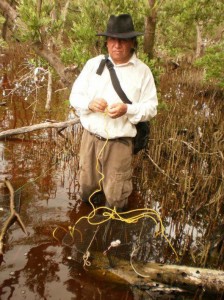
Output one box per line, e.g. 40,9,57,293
78,129,133,208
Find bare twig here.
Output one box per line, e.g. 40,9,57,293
45,68,53,110
168,138,221,157
146,151,179,185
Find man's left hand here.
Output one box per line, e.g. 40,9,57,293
107,103,127,119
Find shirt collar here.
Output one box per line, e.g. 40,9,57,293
109,53,136,67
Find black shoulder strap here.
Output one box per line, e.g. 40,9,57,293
96,55,132,105
96,55,108,75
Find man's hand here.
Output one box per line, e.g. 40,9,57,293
88,98,108,113
107,103,127,119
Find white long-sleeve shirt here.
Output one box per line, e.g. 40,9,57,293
69,54,158,139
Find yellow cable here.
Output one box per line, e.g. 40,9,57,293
52,225,69,243
53,111,179,265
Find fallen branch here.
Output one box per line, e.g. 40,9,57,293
0,118,80,139
102,259,224,295
0,178,28,257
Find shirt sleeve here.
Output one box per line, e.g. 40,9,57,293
69,60,93,115
126,67,158,124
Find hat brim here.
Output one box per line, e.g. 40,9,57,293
96,31,144,38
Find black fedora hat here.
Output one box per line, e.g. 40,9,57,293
96,14,143,39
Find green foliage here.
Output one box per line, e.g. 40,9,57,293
1,0,224,90
138,52,163,86
157,0,224,59
27,56,50,69
157,1,192,53
0,15,5,25
157,98,169,112
18,0,63,42
0,37,7,48
0,16,7,47
195,42,224,89
61,0,147,68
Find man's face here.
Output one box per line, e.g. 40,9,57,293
107,37,134,64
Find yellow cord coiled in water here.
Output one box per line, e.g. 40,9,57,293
53,110,179,267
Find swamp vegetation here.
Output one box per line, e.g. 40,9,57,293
0,0,224,299
0,42,223,299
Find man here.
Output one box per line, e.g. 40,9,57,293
70,14,158,211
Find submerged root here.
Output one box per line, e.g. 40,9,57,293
0,178,28,258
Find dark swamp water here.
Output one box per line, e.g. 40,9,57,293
0,56,224,299
0,94,138,299
0,73,162,300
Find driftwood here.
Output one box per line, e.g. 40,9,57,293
0,178,28,258
0,118,80,139
100,258,224,295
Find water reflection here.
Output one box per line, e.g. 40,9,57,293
0,132,221,299
0,133,137,299
0,241,134,299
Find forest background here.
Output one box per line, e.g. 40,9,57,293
0,0,224,270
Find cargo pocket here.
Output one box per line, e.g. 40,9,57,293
107,169,133,202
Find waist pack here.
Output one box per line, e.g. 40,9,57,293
133,121,150,154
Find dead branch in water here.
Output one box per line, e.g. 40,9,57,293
101,258,224,295
0,118,80,140
0,178,28,257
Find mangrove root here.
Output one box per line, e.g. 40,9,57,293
0,178,28,257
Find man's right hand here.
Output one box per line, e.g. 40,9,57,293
88,98,108,113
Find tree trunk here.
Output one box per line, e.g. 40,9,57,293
57,0,70,44
196,22,204,58
36,0,42,18
1,0,15,40
144,0,157,60
0,0,77,87
0,0,18,22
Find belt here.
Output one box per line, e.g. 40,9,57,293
89,132,130,145
90,132,107,141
